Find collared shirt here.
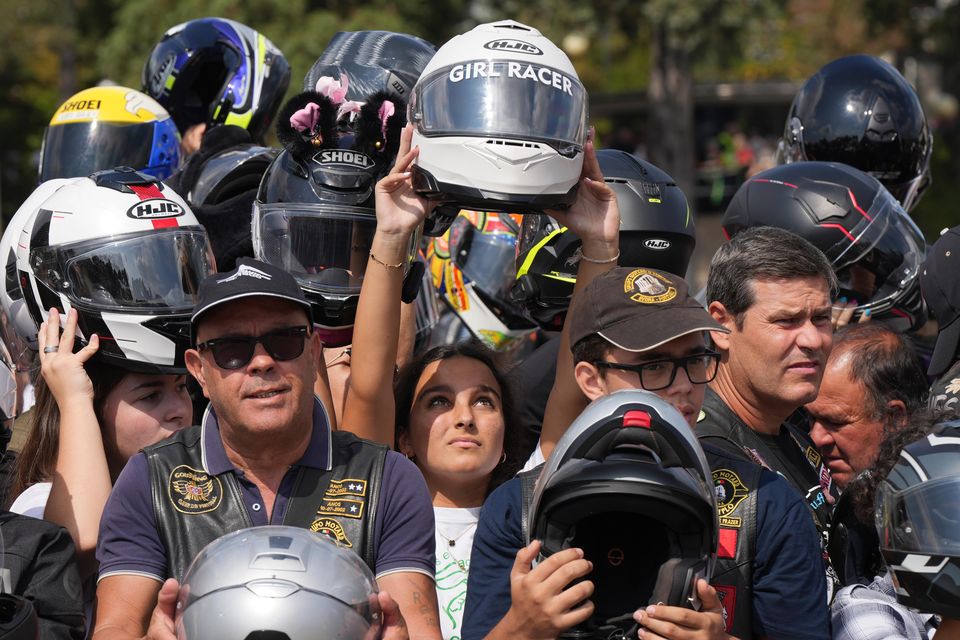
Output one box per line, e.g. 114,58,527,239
832,572,937,640
97,399,435,582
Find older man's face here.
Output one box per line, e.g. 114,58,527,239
805,353,884,489
186,297,318,439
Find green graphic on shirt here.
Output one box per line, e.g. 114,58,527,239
436,551,469,637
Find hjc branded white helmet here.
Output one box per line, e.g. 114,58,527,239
16,168,216,373
1,179,72,364
409,21,587,222
176,526,382,640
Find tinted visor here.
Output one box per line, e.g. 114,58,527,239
879,477,960,554
412,60,587,150
831,189,924,308
256,204,377,295
449,217,519,301
31,229,215,311
40,121,156,181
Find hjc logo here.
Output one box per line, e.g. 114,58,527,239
483,39,543,55
644,238,671,250
126,199,185,219
315,150,374,168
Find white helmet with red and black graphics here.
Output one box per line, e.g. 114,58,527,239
16,168,216,373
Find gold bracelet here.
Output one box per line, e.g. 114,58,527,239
369,252,404,270
575,247,620,264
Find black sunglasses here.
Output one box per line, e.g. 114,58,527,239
197,326,310,370
594,351,721,391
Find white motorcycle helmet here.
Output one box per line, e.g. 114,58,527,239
409,20,587,228
16,168,216,373
177,526,382,640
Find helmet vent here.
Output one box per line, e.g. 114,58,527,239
492,21,533,31
485,139,540,149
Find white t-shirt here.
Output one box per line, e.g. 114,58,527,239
9,481,51,519
434,506,481,640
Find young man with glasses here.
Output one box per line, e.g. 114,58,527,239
94,259,440,640
463,267,829,640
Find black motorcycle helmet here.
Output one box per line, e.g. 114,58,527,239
876,420,960,620
529,390,717,638
778,54,932,213
304,31,436,102
722,161,928,333
513,150,694,331
143,18,291,142
253,63,418,346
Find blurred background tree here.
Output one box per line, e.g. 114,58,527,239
0,0,956,242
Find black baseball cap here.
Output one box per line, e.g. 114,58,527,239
190,258,313,344
922,227,960,376
569,267,728,351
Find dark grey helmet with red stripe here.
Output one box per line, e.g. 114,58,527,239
722,161,928,333
876,420,960,620
14,167,216,373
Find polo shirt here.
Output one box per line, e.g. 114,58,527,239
97,399,435,582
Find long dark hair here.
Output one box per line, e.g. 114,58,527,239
9,359,128,504
394,340,523,494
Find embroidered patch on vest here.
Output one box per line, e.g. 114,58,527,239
805,446,822,467
714,585,737,632
718,528,739,559
310,517,354,548
168,465,223,514
316,497,365,519
324,478,367,498
713,468,749,518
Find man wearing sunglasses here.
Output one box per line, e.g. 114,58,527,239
463,267,828,640
94,259,440,640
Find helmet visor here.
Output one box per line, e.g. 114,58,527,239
449,217,519,301
40,121,156,181
831,189,924,310
32,229,214,312
256,204,378,295
412,60,587,150
878,477,960,555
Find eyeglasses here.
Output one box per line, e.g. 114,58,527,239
197,326,310,370
594,351,721,391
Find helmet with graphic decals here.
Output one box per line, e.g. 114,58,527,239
177,526,381,640
529,390,717,631
876,420,960,619
304,30,436,102
143,18,290,141
777,55,932,213
409,20,588,231
253,70,419,344
514,150,694,331
40,86,180,182
722,161,927,333
16,168,216,373
427,211,535,352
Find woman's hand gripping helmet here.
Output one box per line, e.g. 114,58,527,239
176,526,382,640
427,211,535,352
722,161,928,333
143,18,291,142
40,86,180,182
529,390,718,636
777,54,932,213
514,150,694,331
876,420,960,620
408,20,588,233
16,168,216,373
253,39,422,346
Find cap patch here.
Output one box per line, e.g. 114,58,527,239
623,268,677,304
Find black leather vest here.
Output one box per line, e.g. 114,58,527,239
144,425,387,581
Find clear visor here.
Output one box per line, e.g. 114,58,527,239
40,121,156,181
31,229,215,312
878,477,960,555
449,217,519,301
412,60,587,151
829,189,924,309
256,204,378,294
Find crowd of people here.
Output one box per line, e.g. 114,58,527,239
0,15,958,640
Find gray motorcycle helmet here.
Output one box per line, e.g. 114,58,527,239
176,526,381,640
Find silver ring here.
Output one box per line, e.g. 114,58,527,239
43,346,58,353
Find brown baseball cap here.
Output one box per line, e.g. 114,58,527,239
569,267,729,352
